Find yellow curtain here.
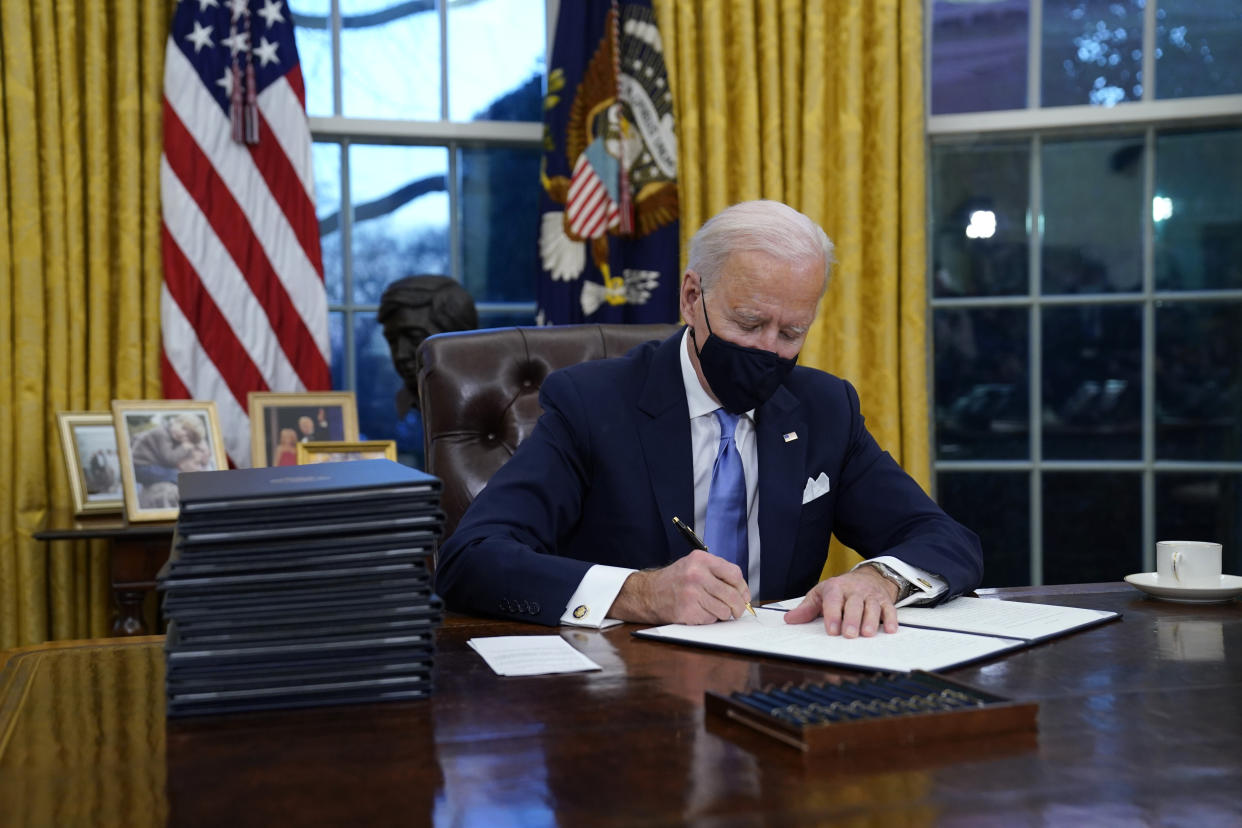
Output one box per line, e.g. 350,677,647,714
654,0,930,577
0,0,169,649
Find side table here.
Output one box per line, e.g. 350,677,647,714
34,511,174,636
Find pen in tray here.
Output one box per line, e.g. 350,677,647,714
672,516,757,618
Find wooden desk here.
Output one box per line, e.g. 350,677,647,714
33,511,174,636
2,584,1240,825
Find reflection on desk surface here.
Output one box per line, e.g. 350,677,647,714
1,585,1241,827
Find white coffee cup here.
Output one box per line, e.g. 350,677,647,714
1156,540,1222,588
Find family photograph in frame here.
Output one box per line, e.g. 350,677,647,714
296,440,398,464
112,400,228,522
248,391,359,468
56,411,124,515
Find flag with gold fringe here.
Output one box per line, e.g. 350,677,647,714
536,0,680,325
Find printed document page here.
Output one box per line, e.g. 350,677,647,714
635,608,1022,672
895,597,1118,641
764,596,1119,643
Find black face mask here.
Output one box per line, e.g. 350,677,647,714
690,294,797,414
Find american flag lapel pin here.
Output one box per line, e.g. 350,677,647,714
783,432,798,442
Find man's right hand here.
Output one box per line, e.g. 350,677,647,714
608,549,751,624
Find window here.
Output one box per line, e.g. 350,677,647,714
292,0,546,462
928,0,1242,585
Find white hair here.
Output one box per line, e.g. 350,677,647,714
686,200,835,293
166,413,205,442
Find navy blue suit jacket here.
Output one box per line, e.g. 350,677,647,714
435,330,982,624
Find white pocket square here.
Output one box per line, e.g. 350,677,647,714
801,472,831,504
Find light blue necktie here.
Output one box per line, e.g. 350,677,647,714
703,409,748,577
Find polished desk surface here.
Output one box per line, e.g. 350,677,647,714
2,583,1240,826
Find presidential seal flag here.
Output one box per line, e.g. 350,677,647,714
537,0,679,326
160,0,330,469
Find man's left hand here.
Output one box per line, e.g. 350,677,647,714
782,566,899,637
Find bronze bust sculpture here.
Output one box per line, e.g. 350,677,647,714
378,275,478,416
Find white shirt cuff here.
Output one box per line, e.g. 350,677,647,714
854,556,947,607
560,564,636,628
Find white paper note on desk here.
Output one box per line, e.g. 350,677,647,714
469,635,603,677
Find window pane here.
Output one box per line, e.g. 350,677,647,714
1156,473,1242,575
1157,0,1242,99
931,141,1030,297
1043,305,1141,460
1043,473,1141,583
314,142,343,304
938,472,1030,588
340,0,441,120
448,0,544,121
329,310,346,390
934,308,1029,461
349,144,450,304
1042,136,1144,294
1154,128,1242,291
458,146,540,304
930,0,1027,114
1042,0,1145,107
291,0,334,117
354,312,424,464
1156,301,1242,462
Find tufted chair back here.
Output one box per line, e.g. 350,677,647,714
417,323,681,543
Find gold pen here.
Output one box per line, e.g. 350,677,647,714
671,516,757,617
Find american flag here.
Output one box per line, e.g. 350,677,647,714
160,0,330,468
566,153,621,240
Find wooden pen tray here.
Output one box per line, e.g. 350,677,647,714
705,670,1038,754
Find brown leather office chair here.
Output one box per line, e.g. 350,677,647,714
417,323,681,543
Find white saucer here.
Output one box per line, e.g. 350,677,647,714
1124,572,1242,604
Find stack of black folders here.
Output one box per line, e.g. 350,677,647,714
158,459,443,717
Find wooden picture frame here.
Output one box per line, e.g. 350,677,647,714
56,412,125,515
296,440,398,464
247,391,359,468
112,400,229,522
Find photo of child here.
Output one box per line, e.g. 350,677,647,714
125,412,217,509
273,427,299,466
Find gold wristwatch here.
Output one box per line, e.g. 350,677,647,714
863,561,915,602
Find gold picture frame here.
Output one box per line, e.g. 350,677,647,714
296,440,398,464
247,391,359,468
112,400,229,522
56,411,125,515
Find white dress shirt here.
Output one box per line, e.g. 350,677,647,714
561,330,944,627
